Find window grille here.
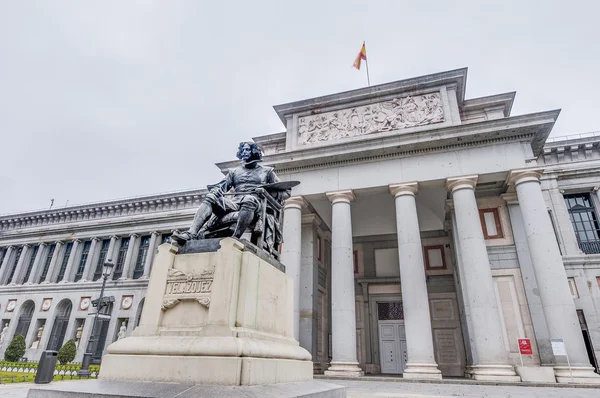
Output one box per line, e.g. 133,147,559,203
74,241,92,282
22,245,39,283
55,242,73,282
133,236,150,280
6,247,23,284
93,240,111,281
38,245,56,283
112,239,129,280
564,193,600,254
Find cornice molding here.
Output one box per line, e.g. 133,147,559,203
0,190,206,233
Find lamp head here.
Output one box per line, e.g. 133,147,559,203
102,260,114,277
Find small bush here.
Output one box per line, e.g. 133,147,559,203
4,335,26,362
57,340,77,364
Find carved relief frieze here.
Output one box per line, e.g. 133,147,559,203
161,267,214,311
297,93,444,145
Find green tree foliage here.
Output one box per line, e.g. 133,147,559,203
57,339,77,364
4,335,26,362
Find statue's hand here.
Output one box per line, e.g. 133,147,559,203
254,187,266,195
210,186,223,195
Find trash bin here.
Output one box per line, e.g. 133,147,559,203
34,350,58,384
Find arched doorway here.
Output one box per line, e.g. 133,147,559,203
47,300,72,351
14,300,35,341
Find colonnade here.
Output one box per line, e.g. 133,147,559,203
281,168,600,383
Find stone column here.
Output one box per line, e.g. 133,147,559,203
446,175,518,381
501,193,555,368
82,238,100,282
280,196,306,341
0,246,15,285
42,241,63,284
389,183,442,380
323,190,363,377
509,168,600,383
9,244,30,285
120,234,139,280
26,243,46,285
60,239,81,283
142,232,160,278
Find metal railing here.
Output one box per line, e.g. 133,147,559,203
577,240,600,255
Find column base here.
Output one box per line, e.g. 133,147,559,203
323,362,364,377
402,363,442,380
555,366,600,384
469,364,520,382
515,366,556,383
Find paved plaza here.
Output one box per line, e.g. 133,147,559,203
1,379,600,398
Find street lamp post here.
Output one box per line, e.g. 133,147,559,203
78,260,114,377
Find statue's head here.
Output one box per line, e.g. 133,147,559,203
236,141,263,163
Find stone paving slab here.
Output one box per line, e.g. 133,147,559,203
316,374,600,389
332,379,600,398
26,379,345,398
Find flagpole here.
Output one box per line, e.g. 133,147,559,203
364,41,371,87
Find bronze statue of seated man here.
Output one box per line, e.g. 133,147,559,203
171,142,291,250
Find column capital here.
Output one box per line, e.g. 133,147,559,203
22,244,31,249
284,196,307,210
109,235,119,240
91,237,101,242
38,242,48,247
54,241,64,246
507,168,544,186
501,193,519,205
445,175,478,193
389,182,418,198
129,233,139,239
150,231,161,237
72,239,82,244
326,190,355,204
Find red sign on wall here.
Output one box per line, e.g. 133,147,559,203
518,338,532,355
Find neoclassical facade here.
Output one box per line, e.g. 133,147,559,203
1,68,600,383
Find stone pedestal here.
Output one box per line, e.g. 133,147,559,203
101,238,313,385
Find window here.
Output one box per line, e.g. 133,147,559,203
93,240,110,281
112,238,129,280
0,248,5,266
55,242,73,282
479,208,503,239
133,236,150,280
161,233,171,244
377,302,404,320
424,245,447,270
39,245,56,283
74,241,92,282
316,235,322,262
22,245,39,284
564,193,600,254
353,250,358,274
6,246,23,284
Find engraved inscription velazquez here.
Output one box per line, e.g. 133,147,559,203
298,93,444,145
161,267,214,311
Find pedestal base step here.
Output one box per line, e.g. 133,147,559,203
27,379,346,398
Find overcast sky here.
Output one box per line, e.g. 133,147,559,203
1,1,599,215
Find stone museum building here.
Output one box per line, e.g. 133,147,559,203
1,68,600,383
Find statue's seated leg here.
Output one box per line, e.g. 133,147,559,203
172,194,223,245
232,196,261,239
